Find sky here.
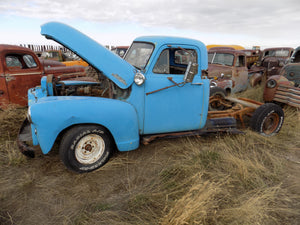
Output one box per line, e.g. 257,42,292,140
0,0,299,49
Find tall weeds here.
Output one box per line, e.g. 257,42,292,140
0,99,299,224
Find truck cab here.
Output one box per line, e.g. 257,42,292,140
253,47,294,78
0,45,46,107
208,48,263,94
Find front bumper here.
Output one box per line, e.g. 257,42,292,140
17,118,35,158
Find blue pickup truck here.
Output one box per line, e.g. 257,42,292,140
18,22,284,173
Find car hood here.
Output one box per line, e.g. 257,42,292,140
41,22,136,89
207,64,233,78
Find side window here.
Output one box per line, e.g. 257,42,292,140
236,55,245,67
153,48,197,75
23,54,37,68
6,56,22,68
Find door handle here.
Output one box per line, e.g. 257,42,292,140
5,76,16,82
191,82,203,85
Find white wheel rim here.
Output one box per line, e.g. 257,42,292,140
75,134,105,165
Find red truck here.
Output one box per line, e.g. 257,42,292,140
0,44,87,108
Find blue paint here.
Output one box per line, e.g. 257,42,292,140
30,97,140,154
28,22,210,154
41,22,136,89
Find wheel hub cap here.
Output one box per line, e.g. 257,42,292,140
75,134,105,165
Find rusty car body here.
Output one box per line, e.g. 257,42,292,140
263,47,300,108
252,47,294,78
0,44,87,108
242,49,260,68
208,48,263,94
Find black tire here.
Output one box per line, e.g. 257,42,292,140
59,125,112,173
250,103,284,136
209,87,228,111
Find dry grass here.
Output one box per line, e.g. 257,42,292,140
0,90,299,225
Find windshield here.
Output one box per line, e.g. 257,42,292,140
208,52,234,66
264,49,290,57
124,42,154,70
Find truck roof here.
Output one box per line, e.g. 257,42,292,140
134,36,208,70
208,48,246,55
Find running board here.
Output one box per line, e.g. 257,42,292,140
141,117,243,145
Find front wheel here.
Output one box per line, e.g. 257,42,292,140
59,125,112,173
250,103,284,136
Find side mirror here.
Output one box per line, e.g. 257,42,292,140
184,62,198,83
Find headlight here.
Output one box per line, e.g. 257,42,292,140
266,79,277,88
134,72,145,86
27,107,32,123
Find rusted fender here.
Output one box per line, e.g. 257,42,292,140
264,75,300,108
264,75,290,101
212,79,233,92
249,72,262,87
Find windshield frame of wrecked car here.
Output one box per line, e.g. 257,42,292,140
263,49,290,57
208,52,234,66
124,42,154,70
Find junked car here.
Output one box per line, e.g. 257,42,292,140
0,44,87,108
263,46,300,108
208,48,263,94
252,47,294,78
18,22,285,173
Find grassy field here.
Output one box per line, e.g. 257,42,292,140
0,87,299,225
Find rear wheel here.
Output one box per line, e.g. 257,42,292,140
59,125,112,173
250,103,284,136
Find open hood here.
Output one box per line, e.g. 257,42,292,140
41,22,135,89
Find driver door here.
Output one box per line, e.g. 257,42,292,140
143,45,206,134
4,53,43,106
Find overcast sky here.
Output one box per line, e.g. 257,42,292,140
0,0,299,49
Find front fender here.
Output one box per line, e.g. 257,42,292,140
249,72,262,87
214,79,233,92
30,96,140,154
